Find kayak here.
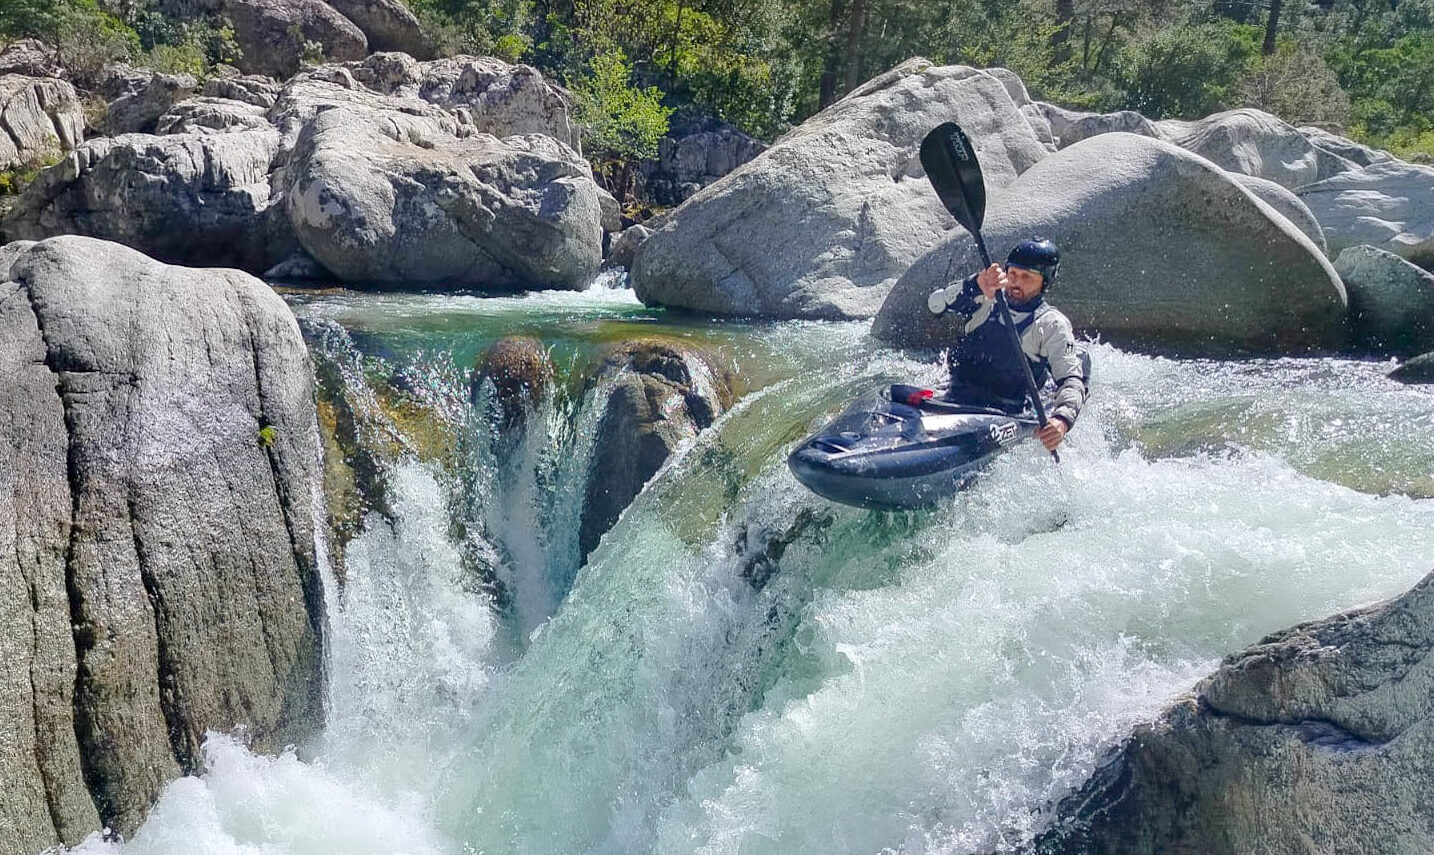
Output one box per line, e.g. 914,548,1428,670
787,384,1038,510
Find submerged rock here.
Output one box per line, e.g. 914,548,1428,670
632,59,1049,320
1390,352,1434,384
1334,244,1434,357
580,340,728,558
0,236,324,848
874,132,1347,356
471,335,554,429
1034,568,1434,855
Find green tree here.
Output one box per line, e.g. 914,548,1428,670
1112,20,1261,117
574,48,673,199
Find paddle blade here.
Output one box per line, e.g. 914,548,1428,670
920,122,987,234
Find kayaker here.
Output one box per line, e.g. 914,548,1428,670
926,238,1090,452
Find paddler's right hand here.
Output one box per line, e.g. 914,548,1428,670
975,263,1007,299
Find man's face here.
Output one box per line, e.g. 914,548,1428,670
1005,265,1045,301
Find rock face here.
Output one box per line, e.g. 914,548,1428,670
1299,125,1395,169
214,0,369,78
1155,108,1353,190
0,74,85,169
636,124,769,206
2,129,294,273
95,65,200,136
607,223,651,269
1298,160,1434,268
1334,244,1434,356
1039,103,1158,149
632,60,1049,320
873,133,1348,355
1034,567,1434,855
156,96,275,134
471,335,554,429
284,105,603,289
580,340,726,559
324,0,432,58
1390,352,1434,384
1231,173,1327,255
0,236,324,850
0,39,61,79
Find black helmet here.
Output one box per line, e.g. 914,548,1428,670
1006,237,1061,290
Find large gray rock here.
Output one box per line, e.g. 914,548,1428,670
1155,108,1354,190
217,0,369,79
2,130,294,274
284,105,603,289
1038,102,1158,149
0,236,324,849
607,223,652,270
323,0,432,58
1390,352,1434,384
1232,173,1327,255
1299,125,1395,169
414,56,579,149
1298,160,1434,268
579,340,726,559
201,72,283,109
156,96,275,135
1334,244,1434,357
0,74,84,169
94,65,200,135
637,125,769,206
873,133,1348,355
1035,567,1434,855
632,60,1049,320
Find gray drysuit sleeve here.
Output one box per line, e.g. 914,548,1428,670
1024,309,1090,428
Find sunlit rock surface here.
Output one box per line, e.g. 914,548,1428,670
874,132,1347,355
632,59,1049,320
0,236,324,850
1034,568,1434,855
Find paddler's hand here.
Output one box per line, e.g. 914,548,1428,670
975,263,1007,299
1036,419,1068,451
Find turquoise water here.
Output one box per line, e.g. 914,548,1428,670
70,288,1434,855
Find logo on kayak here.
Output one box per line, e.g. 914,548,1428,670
989,421,1019,446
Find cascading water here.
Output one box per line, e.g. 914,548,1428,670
66,289,1434,855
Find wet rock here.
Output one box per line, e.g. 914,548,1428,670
580,340,727,558
94,65,199,135
1298,160,1434,268
874,132,1347,356
324,0,432,59
263,248,333,280
471,336,554,429
284,104,602,290
2,129,294,274
607,223,651,270
632,60,1049,320
0,235,323,847
1390,352,1434,384
1334,244,1434,357
1232,173,1327,255
1155,108,1355,190
0,74,84,169
1037,103,1158,149
1034,568,1434,855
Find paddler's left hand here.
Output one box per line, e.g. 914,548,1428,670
1036,419,1068,451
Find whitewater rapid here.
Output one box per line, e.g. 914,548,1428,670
67,293,1434,855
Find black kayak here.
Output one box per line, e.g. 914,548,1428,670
787,384,1038,510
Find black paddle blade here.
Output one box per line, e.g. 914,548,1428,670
920,122,987,235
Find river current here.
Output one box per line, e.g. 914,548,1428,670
68,285,1434,855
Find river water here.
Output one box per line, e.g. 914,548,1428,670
69,286,1434,855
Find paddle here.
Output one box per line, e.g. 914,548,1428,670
919,122,1059,463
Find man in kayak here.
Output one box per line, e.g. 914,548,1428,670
926,237,1089,452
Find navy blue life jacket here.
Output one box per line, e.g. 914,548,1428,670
946,298,1051,413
